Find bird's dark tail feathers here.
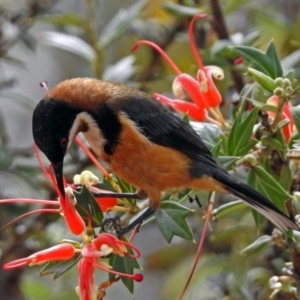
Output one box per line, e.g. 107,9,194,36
213,172,299,231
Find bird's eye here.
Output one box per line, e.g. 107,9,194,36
60,138,68,147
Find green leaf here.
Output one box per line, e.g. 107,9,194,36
290,105,300,135
213,200,248,219
109,248,141,294
40,254,81,280
241,235,272,256
161,2,202,17
247,166,291,214
74,185,104,227
226,107,259,156
34,13,87,29
261,135,284,152
155,201,194,243
99,0,147,48
42,31,96,61
279,164,293,192
265,41,283,78
247,68,276,92
233,41,283,78
216,156,239,170
182,112,190,124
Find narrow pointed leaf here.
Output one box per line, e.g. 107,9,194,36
227,107,259,156
161,2,202,17
74,185,104,226
247,166,290,214
109,248,141,294
213,200,248,219
234,41,283,78
40,254,81,280
34,13,87,29
265,41,283,78
241,235,272,256
247,68,276,92
216,156,239,170
42,31,96,61
99,0,147,47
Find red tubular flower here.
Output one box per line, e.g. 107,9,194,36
78,257,96,300
197,66,223,107
132,14,224,125
59,187,85,235
153,93,206,121
93,233,141,258
35,145,85,235
3,243,76,269
172,73,206,108
77,235,143,299
96,196,117,212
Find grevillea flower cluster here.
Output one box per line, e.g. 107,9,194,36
1,139,143,300
132,14,225,127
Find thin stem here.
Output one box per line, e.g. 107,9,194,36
270,96,286,133
75,137,109,178
188,14,207,69
132,40,182,75
0,199,60,205
0,209,59,232
178,194,214,300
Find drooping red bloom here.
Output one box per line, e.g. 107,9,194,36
77,234,143,300
132,14,224,125
3,243,76,269
4,232,143,300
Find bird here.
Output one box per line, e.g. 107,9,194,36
32,77,298,232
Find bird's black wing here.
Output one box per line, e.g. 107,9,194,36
119,95,222,169
118,94,299,231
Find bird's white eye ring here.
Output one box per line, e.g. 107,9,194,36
60,138,68,147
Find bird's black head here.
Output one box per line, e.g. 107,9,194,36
32,99,81,196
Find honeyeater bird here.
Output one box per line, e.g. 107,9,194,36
32,78,298,231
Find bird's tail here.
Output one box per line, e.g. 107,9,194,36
213,172,299,231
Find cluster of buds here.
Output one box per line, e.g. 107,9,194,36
266,78,295,142
269,275,296,298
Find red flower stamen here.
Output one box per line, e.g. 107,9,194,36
93,260,143,282
75,137,110,179
1,208,59,232
132,40,181,75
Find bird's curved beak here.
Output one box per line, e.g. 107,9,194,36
53,161,65,198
